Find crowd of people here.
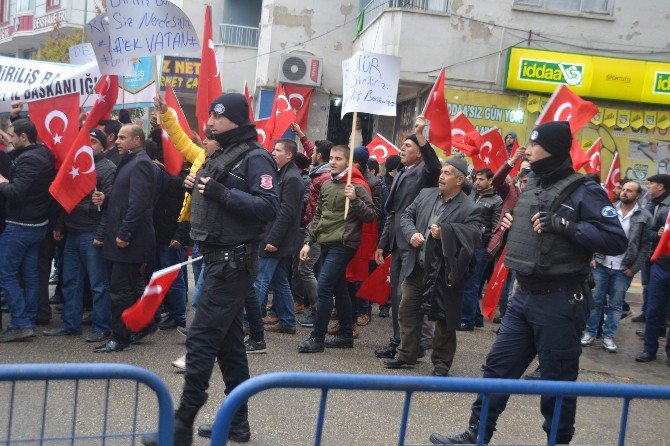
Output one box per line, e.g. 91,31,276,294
0,93,668,445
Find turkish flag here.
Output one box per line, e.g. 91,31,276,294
583,137,602,176
49,125,97,213
482,248,509,322
30,92,80,168
451,112,476,145
259,83,296,151
473,128,507,172
87,75,119,128
283,84,312,130
509,137,520,178
536,85,599,133
422,68,451,154
195,4,222,139
651,211,670,262
122,262,182,332
160,84,188,175
356,255,391,305
367,133,399,163
244,80,255,123
255,118,270,148
604,151,620,202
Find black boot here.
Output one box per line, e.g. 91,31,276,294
429,419,493,445
141,405,196,446
229,404,251,442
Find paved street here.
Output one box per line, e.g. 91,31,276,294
1,275,668,445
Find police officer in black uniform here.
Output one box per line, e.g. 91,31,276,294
430,121,627,445
143,94,278,446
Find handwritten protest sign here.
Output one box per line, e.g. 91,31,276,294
106,0,201,59
69,43,97,65
341,51,400,118
87,14,135,75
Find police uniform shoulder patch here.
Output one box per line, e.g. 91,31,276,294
601,206,618,218
260,174,273,190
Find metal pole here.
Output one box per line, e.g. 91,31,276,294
82,0,88,44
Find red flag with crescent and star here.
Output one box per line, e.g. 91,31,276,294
258,83,296,151
422,67,451,154
29,92,80,168
356,254,392,305
366,133,399,163
536,85,598,171
604,151,621,202
583,137,602,176
472,128,507,173
650,211,670,263
244,81,255,123
283,84,313,130
195,4,222,139
87,75,119,128
49,125,97,213
161,84,188,175
482,248,510,321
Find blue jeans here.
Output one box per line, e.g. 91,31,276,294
254,256,295,329
312,245,356,341
61,232,111,334
157,244,187,324
461,247,488,326
585,265,632,340
0,223,47,329
643,263,670,357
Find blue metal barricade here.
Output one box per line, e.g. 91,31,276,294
210,372,670,446
0,363,173,445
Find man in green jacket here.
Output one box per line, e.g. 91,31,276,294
297,145,376,353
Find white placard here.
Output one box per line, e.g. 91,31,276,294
87,14,135,75
69,43,97,65
0,56,155,113
106,0,201,58
341,51,401,118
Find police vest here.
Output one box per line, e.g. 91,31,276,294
190,141,267,247
505,172,591,278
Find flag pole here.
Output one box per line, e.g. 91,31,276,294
154,56,161,125
93,186,101,212
343,111,358,220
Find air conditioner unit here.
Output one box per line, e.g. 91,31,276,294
277,53,323,87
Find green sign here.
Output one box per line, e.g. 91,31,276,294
518,59,584,87
654,72,670,95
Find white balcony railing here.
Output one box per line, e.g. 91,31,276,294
360,0,449,31
218,23,259,48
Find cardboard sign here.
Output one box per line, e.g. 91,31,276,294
68,43,97,65
341,51,401,118
87,14,135,75
106,0,201,58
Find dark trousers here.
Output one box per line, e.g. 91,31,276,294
643,263,670,357
245,286,265,343
389,247,408,346
179,258,253,412
38,233,62,324
109,262,145,344
471,285,590,443
312,245,356,341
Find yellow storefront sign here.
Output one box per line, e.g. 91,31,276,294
630,111,643,130
644,111,657,129
602,108,617,128
506,48,670,105
616,110,630,129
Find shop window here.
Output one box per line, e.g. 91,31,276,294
46,0,61,11
16,0,36,13
514,0,613,15
0,0,9,24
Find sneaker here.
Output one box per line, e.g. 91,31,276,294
602,338,617,353
245,339,267,354
171,355,186,371
378,305,390,318
177,326,188,337
297,336,324,353
580,333,595,346
0,328,35,342
298,313,316,327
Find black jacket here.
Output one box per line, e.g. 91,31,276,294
101,149,157,263
475,188,503,246
259,161,305,258
57,155,116,237
0,150,9,232
154,165,189,245
0,144,55,224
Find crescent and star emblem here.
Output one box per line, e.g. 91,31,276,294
45,110,68,145
553,102,573,122
69,145,95,179
371,144,388,160
208,39,220,78
288,93,304,110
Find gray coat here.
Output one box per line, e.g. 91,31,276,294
399,188,481,281
377,142,441,253
594,205,652,274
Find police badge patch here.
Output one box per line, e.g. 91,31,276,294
530,130,539,140
601,206,618,218
260,174,273,190
214,104,225,115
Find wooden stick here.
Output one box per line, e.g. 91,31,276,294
154,56,161,125
94,187,101,212
122,76,125,108
343,111,358,220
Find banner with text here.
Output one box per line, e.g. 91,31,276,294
106,0,201,59
160,56,200,93
342,51,400,118
87,14,135,75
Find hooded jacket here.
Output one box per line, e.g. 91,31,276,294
304,162,331,227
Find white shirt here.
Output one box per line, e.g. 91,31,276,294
603,202,638,270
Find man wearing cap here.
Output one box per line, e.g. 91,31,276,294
44,129,116,342
430,121,627,445
143,93,278,446
383,157,481,376
374,116,441,360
